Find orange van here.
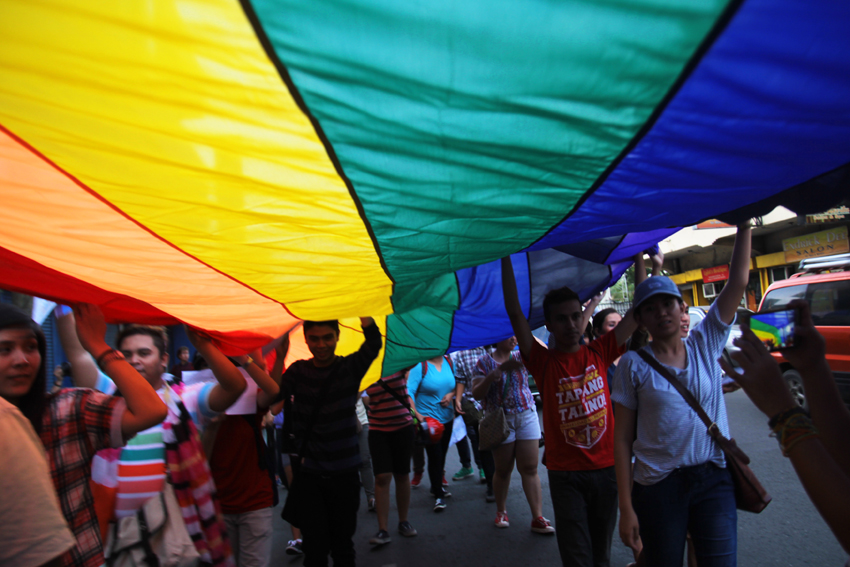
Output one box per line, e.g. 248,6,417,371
757,262,850,409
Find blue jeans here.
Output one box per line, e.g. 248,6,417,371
632,463,737,567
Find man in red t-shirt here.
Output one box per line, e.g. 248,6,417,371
501,257,637,567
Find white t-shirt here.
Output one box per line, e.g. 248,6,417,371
0,397,76,567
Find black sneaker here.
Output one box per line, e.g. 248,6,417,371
285,539,304,555
398,521,418,537
369,529,391,545
433,498,447,512
485,487,495,503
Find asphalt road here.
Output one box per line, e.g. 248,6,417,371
271,391,848,566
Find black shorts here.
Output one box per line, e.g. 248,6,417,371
368,424,416,476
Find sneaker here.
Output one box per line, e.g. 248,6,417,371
494,510,509,528
285,539,304,555
531,516,555,534
479,468,486,484
442,475,449,487
411,472,423,488
485,486,495,503
433,498,447,512
369,529,392,545
398,521,418,537
452,466,474,481
430,488,451,498
367,498,376,512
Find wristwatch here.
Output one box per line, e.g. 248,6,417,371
97,348,126,370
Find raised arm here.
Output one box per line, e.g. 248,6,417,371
54,308,99,389
73,304,167,438
270,334,290,388
781,300,850,473
720,324,850,553
650,249,665,277
714,224,752,324
580,292,604,337
501,257,534,359
633,252,648,288
236,347,282,409
186,327,247,413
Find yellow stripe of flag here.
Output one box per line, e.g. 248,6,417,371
0,0,393,321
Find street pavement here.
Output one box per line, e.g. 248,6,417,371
271,390,847,566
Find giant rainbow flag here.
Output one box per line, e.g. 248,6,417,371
1,0,848,382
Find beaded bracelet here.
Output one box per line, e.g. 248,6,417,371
771,412,819,457
768,406,807,430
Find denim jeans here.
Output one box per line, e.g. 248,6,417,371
548,467,618,567
632,463,737,567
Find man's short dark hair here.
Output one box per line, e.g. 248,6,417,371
543,286,581,323
116,325,168,357
303,320,340,334
177,346,189,354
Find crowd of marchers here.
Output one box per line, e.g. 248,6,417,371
2,224,849,567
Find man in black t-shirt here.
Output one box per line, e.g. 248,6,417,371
280,317,382,567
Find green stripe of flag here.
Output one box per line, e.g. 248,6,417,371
249,0,728,284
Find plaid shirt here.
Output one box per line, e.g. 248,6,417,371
450,347,491,406
40,389,126,567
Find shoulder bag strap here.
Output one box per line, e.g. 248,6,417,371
636,349,750,464
377,378,413,412
636,350,711,426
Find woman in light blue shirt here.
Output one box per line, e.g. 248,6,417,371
407,355,459,511
612,225,751,567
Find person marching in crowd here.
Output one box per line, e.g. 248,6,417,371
206,340,289,567
59,308,248,566
363,369,419,545
612,224,752,566
451,345,497,501
271,388,305,556
169,345,194,383
1,302,168,567
355,395,377,511
278,318,382,567
502,256,639,567
472,336,553,534
407,354,460,512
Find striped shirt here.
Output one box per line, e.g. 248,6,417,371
280,323,382,474
95,374,216,517
365,371,413,432
611,303,732,485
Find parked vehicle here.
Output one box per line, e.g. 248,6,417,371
688,305,753,379
756,255,850,410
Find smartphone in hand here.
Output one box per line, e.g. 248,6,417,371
746,306,799,352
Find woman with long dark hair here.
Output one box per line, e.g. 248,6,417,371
0,302,166,567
